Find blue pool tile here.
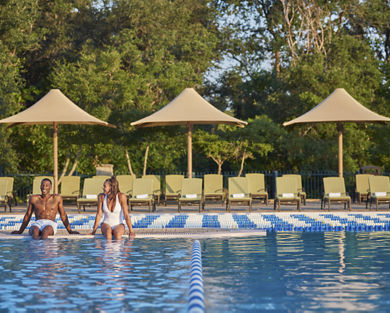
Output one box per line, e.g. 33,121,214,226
166,215,189,228
202,215,220,228
232,215,257,229
132,215,160,228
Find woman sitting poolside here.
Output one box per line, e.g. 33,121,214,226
89,176,135,239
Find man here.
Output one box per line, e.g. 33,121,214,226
12,178,79,239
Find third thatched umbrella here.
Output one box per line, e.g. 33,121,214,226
283,88,390,177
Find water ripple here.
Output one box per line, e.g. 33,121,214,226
0,238,191,312
202,232,390,312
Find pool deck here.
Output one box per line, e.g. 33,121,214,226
0,199,379,215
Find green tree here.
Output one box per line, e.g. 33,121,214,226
194,129,235,174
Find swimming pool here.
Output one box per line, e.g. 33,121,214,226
0,238,191,312
1,232,390,312
201,232,390,312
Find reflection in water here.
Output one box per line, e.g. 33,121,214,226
202,232,390,313
338,231,346,275
0,238,191,312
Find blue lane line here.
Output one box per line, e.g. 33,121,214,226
188,240,205,313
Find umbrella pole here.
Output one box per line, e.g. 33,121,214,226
53,122,58,193
337,122,343,177
187,123,193,178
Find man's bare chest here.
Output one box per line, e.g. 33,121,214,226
33,197,58,215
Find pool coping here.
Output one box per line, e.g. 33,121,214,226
0,229,267,239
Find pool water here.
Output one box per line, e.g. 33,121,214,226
0,238,191,312
202,232,390,312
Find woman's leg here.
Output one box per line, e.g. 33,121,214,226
112,224,125,240
101,223,113,240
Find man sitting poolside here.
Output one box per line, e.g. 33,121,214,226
12,178,79,240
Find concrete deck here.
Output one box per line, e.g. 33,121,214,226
0,199,380,215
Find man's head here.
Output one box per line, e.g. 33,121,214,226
40,178,52,195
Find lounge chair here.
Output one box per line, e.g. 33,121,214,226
128,178,155,212
116,175,135,197
178,178,203,212
355,174,373,205
3,177,15,205
246,173,268,205
321,177,351,211
60,176,80,203
92,175,111,185
274,176,301,211
227,177,252,212
164,174,184,205
282,174,306,205
27,176,54,201
142,174,161,205
203,174,225,208
368,176,390,210
0,177,14,212
76,177,102,213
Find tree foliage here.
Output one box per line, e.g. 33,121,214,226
0,0,389,176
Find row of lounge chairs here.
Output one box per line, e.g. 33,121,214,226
275,175,390,211
1,173,390,212
73,174,269,213
0,174,268,213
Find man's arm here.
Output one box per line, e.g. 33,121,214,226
11,197,34,234
89,193,104,235
57,195,79,234
119,193,135,238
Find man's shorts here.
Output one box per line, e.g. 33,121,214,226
28,219,58,235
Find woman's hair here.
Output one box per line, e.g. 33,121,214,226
105,176,120,199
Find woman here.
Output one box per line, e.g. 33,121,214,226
90,176,135,239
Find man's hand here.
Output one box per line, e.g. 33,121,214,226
128,231,136,238
11,230,22,235
68,230,80,235
88,232,96,236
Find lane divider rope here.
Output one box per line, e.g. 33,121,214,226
188,240,205,313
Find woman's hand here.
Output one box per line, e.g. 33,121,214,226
128,231,136,238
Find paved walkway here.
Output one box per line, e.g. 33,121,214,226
1,199,378,215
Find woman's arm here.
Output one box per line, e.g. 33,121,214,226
89,193,104,235
119,193,135,237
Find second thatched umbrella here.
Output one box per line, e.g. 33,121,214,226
283,88,390,177
0,89,115,192
131,88,247,177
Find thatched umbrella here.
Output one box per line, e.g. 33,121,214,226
131,88,247,177
0,89,114,192
283,88,390,177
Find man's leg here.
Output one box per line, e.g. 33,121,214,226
101,223,113,240
40,225,54,240
113,224,125,240
29,226,41,240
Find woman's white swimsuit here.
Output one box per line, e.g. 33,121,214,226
102,194,124,229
